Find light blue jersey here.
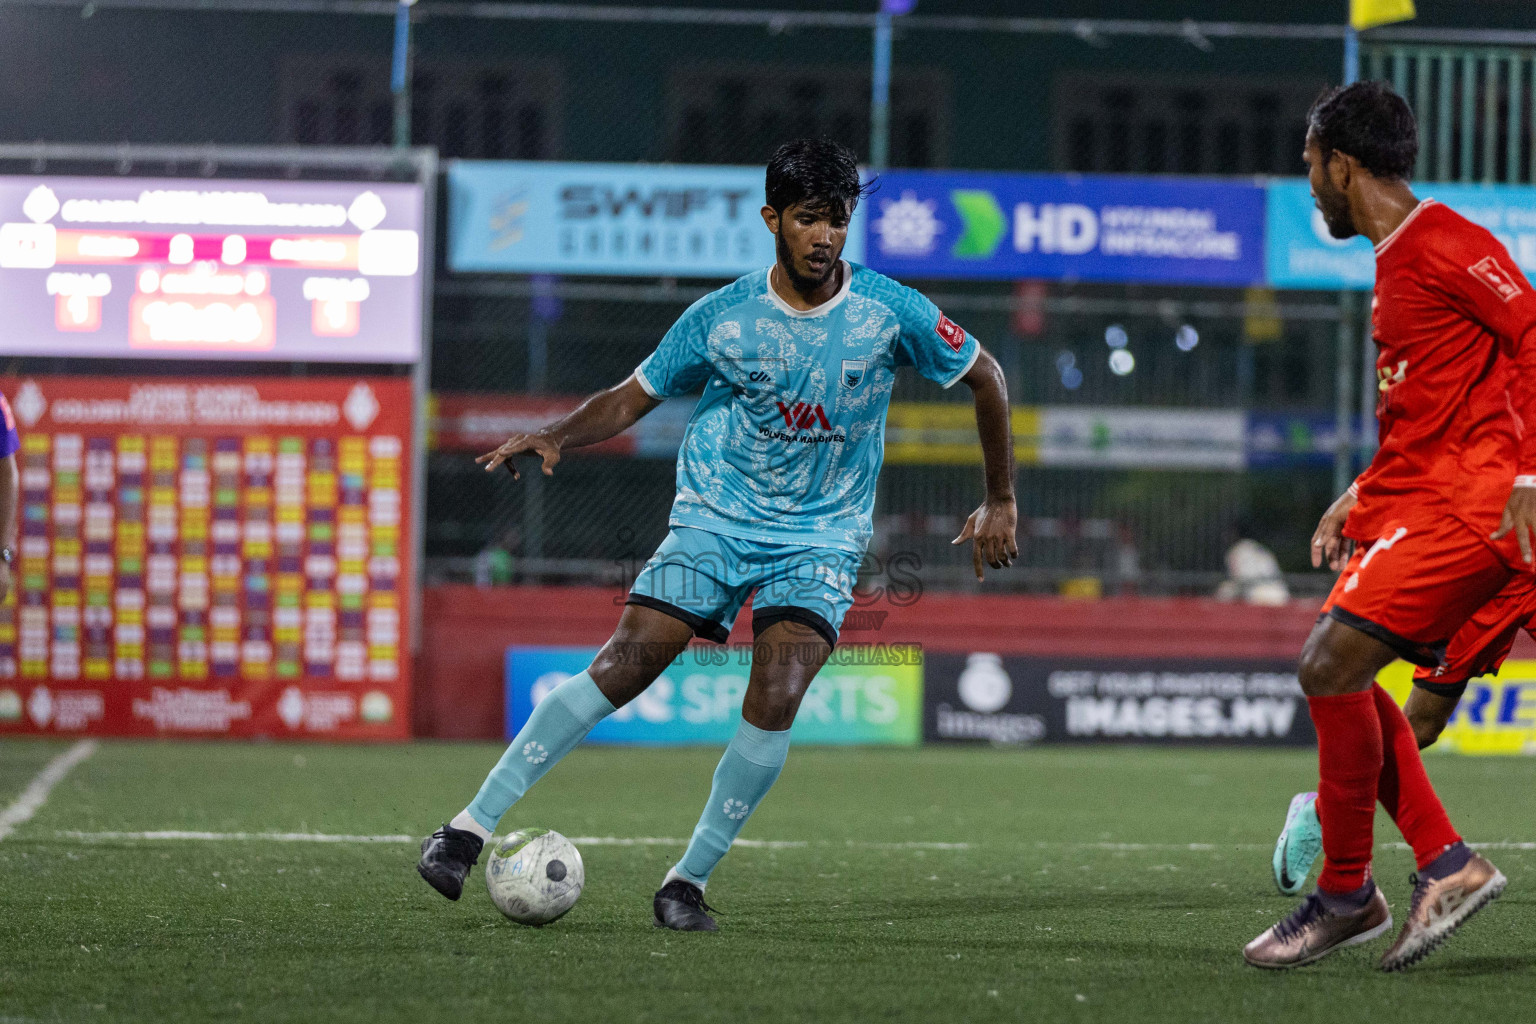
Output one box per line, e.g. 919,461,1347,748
635,261,980,553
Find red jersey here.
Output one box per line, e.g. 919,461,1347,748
1346,199,1536,544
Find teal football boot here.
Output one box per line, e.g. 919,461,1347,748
1272,792,1322,896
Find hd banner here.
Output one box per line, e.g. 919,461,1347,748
0,375,414,739
448,161,865,277
923,652,1312,746
864,171,1265,285
505,644,922,746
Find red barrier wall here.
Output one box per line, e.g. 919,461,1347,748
415,585,1336,739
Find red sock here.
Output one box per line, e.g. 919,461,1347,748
1308,690,1382,893
1372,683,1461,869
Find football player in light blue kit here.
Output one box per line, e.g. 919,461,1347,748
418,138,1019,930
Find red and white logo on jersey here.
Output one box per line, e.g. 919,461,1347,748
935,313,966,352
1469,255,1524,302
776,401,831,430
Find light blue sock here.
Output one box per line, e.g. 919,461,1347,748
462,671,615,834
672,718,792,888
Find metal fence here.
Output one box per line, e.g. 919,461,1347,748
426,275,1349,597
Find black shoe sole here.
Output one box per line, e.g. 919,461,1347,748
417,861,464,901
652,908,718,931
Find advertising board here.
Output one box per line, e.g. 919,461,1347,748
506,644,921,746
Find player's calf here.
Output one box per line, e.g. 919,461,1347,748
417,823,485,901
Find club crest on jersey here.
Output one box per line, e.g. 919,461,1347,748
935,313,966,352
841,359,867,391
1469,255,1523,302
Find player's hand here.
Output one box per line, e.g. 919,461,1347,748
1493,485,1536,564
952,497,1018,582
1311,488,1357,571
475,432,562,479
0,562,12,605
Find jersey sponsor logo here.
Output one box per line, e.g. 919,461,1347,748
748,370,773,385
841,359,867,391
935,313,966,352
1468,255,1524,302
1377,359,1408,394
776,401,832,431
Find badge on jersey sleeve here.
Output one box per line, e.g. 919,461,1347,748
1468,255,1523,302
935,313,966,352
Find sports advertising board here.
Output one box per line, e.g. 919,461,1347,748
506,644,921,745
0,177,425,362
1378,660,1536,755
0,375,414,739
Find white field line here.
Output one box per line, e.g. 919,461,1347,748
53,830,964,851
45,829,1536,854
0,740,97,842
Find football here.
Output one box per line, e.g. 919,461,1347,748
484,828,585,926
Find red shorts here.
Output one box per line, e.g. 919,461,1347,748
1321,515,1520,669
1411,574,1536,696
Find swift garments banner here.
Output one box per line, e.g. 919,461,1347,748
0,375,414,739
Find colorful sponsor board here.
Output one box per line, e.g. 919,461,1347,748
864,171,1265,285
1378,660,1536,755
448,161,864,277
923,653,1312,746
0,375,413,739
505,644,921,745
1266,178,1536,290
0,177,425,362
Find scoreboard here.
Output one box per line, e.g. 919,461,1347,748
0,177,424,363
0,375,414,738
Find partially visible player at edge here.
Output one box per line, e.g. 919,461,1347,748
415,138,1018,930
0,393,19,604
1272,572,1536,901
1244,81,1536,971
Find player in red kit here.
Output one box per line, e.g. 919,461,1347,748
1244,81,1534,971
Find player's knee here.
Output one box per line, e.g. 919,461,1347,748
1407,708,1446,749
588,638,675,707
1296,643,1345,697
745,677,812,731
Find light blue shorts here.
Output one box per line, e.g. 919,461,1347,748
627,527,863,648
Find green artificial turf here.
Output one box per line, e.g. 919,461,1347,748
0,741,1532,1023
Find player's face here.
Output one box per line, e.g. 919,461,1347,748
1304,131,1357,239
765,200,850,291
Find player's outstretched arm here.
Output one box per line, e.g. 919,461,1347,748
950,347,1018,581
476,374,662,479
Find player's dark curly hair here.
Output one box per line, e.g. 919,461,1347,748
765,138,875,217
1307,81,1418,180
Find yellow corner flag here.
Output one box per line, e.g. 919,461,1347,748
1350,0,1415,31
